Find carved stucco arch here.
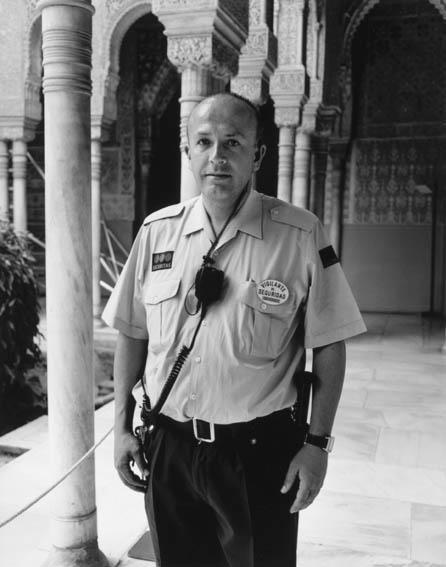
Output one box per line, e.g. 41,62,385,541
342,0,446,67
105,1,153,82
338,0,446,129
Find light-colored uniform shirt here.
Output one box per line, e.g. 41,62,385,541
102,189,366,424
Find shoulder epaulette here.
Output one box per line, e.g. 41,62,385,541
268,201,317,232
143,202,186,226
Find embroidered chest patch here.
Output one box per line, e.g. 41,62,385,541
319,246,339,269
257,280,289,305
152,251,174,271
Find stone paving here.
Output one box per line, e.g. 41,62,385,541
0,313,445,566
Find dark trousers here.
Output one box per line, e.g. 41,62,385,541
144,410,303,567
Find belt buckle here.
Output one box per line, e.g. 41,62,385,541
193,418,215,443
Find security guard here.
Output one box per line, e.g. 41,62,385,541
103,93,366,567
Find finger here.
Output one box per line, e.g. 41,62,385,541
133,448,150,480
116,462,147,493
281,460,299,494
290,486,321,513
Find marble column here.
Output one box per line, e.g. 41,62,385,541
292,130,311,209
179,66,213,201
39,1,108,566
0,140,8,220
91,138,102,322
327,149,346,255
12,139,27,233
277,126,295,202
309,136,328,219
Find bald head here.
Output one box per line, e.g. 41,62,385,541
187,93,262,143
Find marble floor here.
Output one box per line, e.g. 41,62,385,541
297,313,446,567
0,313,445,567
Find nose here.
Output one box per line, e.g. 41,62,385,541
210,156,228,166
209,142,227,166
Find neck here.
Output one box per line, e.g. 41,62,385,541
203,188,250,235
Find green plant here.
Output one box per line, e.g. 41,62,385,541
0,222,44,433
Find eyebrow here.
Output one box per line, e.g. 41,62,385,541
194,129,246,138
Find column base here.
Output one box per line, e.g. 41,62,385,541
42,543,109,567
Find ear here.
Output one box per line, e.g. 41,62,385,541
184,145,193,170
253,144,267,172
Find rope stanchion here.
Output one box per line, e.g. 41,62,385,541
0,424,114,530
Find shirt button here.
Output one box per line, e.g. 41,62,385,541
261,303,267,311
202,320,207,326
190,393,197,400
195,356,201,363
250,438,257,445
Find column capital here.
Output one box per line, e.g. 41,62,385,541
0,117,39,143
316,105,341,136
270,69,307,118
153,0,248,79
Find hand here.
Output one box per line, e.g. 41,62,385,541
281,443,328,513
114,430,149,493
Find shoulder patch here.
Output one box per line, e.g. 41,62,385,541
319,246,339,268
143,202,186,226
269,204,317,232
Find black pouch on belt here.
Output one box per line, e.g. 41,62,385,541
134,393,156,456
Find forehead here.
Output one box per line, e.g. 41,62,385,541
188,97,257,138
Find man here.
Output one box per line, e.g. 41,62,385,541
103,93,366,567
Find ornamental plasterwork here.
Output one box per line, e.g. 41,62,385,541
167,36,213,69
249,0,262,26
231,76,264,103
27,0,38,19
137,60,177,113
242,29,269,56
105,0,126,14
270,69,305,95
154,0,210,8
277,0,301,66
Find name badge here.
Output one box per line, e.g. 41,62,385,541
152,251,174,271
257,279,289,305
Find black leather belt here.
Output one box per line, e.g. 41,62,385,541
156,407,295,444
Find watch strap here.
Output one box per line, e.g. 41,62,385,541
305,432,335,453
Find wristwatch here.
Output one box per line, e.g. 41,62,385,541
304,432,335,453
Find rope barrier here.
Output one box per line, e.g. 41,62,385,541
0,424,114,530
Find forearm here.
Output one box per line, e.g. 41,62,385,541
309,340,346,436
113,332,148,434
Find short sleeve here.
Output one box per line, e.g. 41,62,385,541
101,226,149,339
303,221,366,348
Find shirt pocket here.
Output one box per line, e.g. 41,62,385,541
144,279,181,354
240,280,297,359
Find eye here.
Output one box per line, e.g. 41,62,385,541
196,137,211,146
226,139,240,148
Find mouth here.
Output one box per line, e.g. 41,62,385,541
204,173,231,179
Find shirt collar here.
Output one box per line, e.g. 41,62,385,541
182,189,263,240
